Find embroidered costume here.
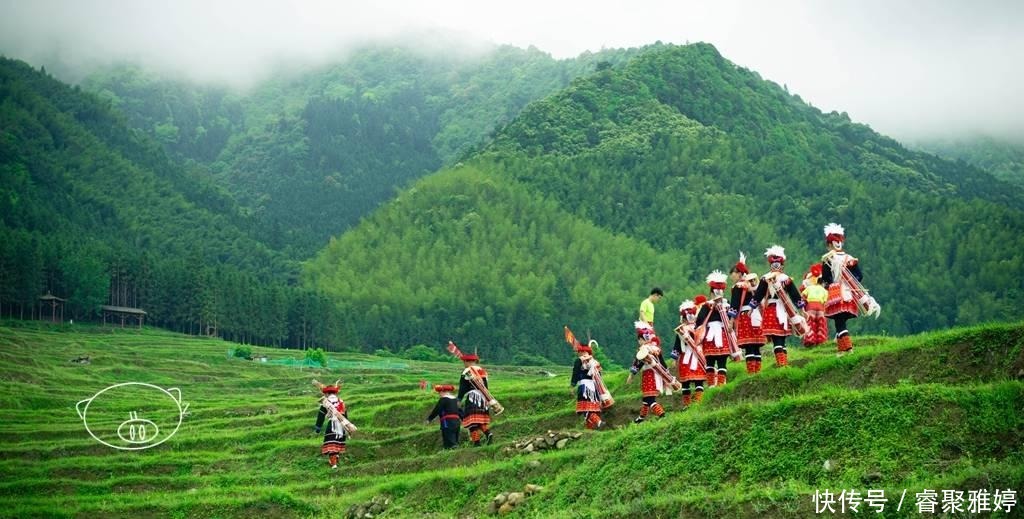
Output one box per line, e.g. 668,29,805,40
750,246,806,367
671,299,705,407
801,263,829,347
730,252,765,374
570,342,606,429
314,382,350,469
821,223,880,355
629,321,669,423
695,271,734,386
457,353,494,446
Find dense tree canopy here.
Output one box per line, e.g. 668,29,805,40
306,166,695,364
0,57,341,347
914,135,1024,188
83,44,643,256
5,42,1024,363
307,44,1024,363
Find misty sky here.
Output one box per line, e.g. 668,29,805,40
1,0,1022,142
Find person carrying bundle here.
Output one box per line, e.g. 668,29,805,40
750,246,807,368
447,342,503,446
730,252,765,374
671,298,706,408
821,223,880,355
313,380,356,469
628,321,678,423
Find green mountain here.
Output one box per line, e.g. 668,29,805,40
913,135,1024,187
0,58,342,345
82,45,642,256
307,43,1024,361
6,41,1024,362
1,322,1020,517
482,44,1024,330
306,165,691,364
0,43,645,351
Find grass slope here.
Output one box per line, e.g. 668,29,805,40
0,321,1021,518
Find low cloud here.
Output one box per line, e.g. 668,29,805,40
1,0,1021,142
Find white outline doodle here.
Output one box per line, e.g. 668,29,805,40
117,411,160,443
76,382,189,451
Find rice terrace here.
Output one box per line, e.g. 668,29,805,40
0,321,1020,517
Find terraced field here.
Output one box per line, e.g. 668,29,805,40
0,321,1021,518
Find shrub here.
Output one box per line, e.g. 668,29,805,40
304,347,328,367
511,352,553,366
402,344,448,362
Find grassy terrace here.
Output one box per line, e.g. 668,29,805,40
0,321,1021,518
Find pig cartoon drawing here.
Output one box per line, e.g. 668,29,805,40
76,383,188,450
117,411,159,444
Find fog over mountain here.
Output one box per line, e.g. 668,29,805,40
1,0,1022,143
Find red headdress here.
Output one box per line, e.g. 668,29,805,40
824,223,845,244
634,320,656,340
313,379,341,394
765,245,786,265
433,384,455,393
678,299,696,315
733,251,749,275
706,270,727,290
564,326,593,355
447,341,479,362
809,263,823,278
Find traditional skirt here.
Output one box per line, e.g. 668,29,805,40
321,424,346,455
825,284,859,318
761,300,791,337
702,322,731,357
735,310,765,346
640,368,664,398
803,301,829,346
462,390,492,427
575,380,602,413
677,348,706,382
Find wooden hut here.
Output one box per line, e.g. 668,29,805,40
100,305,146,328
38,293,66,323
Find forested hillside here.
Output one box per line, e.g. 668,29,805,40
482,44,1024,332
306,166,692,364
308,43,1024,362
0,58,340,346
6,42,1024,363
914,135,1024,187
83,45,642,256
1,43,643,352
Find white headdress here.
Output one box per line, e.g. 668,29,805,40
764,245,786,260
824,223,845,238
706,270,728,285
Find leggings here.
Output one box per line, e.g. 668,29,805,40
833,316,850,336
707,355,728,373
769,335,787,353
743,345,762,360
